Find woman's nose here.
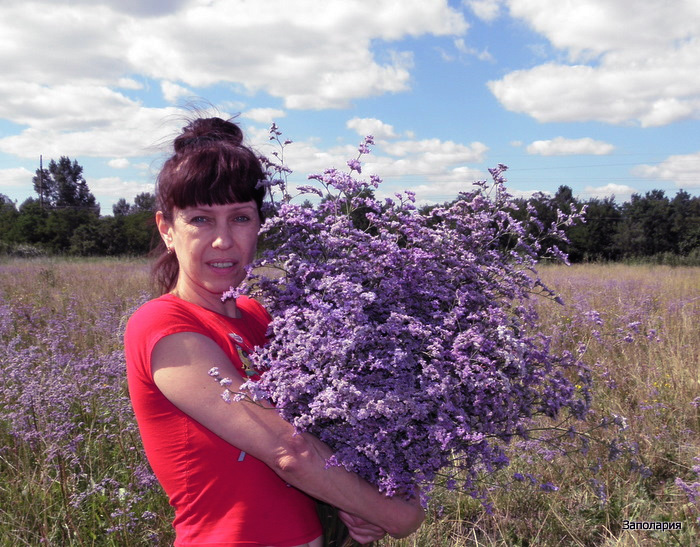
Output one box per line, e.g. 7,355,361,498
212,227,234,249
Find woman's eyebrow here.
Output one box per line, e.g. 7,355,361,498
188,203,256,212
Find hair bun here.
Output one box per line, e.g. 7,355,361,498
173,117,244,152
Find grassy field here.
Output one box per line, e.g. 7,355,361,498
0,258,698,546
384,264,700,546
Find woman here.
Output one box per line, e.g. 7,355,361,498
124,116,424,546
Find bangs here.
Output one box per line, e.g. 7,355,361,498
159,145,265,214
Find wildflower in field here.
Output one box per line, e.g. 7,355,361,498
675,458,700,523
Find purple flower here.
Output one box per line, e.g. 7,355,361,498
358,135,374,154
217,128,590,499
347,159,362,173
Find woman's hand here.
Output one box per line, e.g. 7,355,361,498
338,490,424,542
388,493,424,539
337,511,386,545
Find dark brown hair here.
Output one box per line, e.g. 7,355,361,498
153,116,266,294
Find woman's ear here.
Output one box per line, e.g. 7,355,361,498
156,211,173,248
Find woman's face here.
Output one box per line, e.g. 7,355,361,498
157,201,260,310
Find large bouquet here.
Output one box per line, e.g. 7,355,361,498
215,125,591,499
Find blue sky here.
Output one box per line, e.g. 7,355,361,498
1,0,699,215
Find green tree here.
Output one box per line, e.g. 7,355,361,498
69,222,103,256
514,186,579,260
616,190,673,257
123,211,157,254
133,192,156,212
552,185,575,214
14,198,49,246
32,156,98,212
568,197,622,262
43,209,99,253
0,194,19,244
112,198,132,216
669,190,700,255
108,192,157,255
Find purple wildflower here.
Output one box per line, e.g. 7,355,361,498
347,159,362,173
219,130,590,499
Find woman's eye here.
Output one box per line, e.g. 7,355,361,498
190,216,209,224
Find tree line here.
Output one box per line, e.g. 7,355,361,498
0,156,698,263
0,156,157,257
508,185,700,264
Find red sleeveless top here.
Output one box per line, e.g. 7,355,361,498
125,294,322,546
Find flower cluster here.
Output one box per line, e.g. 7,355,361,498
0,276,162,542
224,127,591,498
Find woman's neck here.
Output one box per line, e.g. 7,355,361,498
169,285,241,318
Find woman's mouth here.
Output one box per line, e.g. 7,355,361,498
210,261,235,269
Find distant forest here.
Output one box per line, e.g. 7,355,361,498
1,156,698,264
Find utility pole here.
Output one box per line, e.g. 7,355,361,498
39,155,44,209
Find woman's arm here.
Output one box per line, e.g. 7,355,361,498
151,331,424,538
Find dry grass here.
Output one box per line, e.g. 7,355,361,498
1,259,697,545
381,264,700,546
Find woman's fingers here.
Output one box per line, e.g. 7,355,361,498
338,510,387,543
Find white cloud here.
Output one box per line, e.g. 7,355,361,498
401,165,487,197
358,139,489,197
0,166,36,205
0,0,469,162
256,133,490,205
489,55,700,127
464,0,503,22
0,166,34,191
161,81,193,104
0,104,185,159
488,0,700,126
507,0,699,60
346,118,398,140
583,183,637,202
48,0,190,17
278,51,415,110
382,138,488,164
0,4,130,87
638,98,696,128
108,158,131,169
120,0,467,108
453,38,494,62
254,137,353,180
90,176,151,197
89,176,155,212
0,82,139,130
242,108,286,124
526,137,615,156
117,78,144,90
633,152,700,189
